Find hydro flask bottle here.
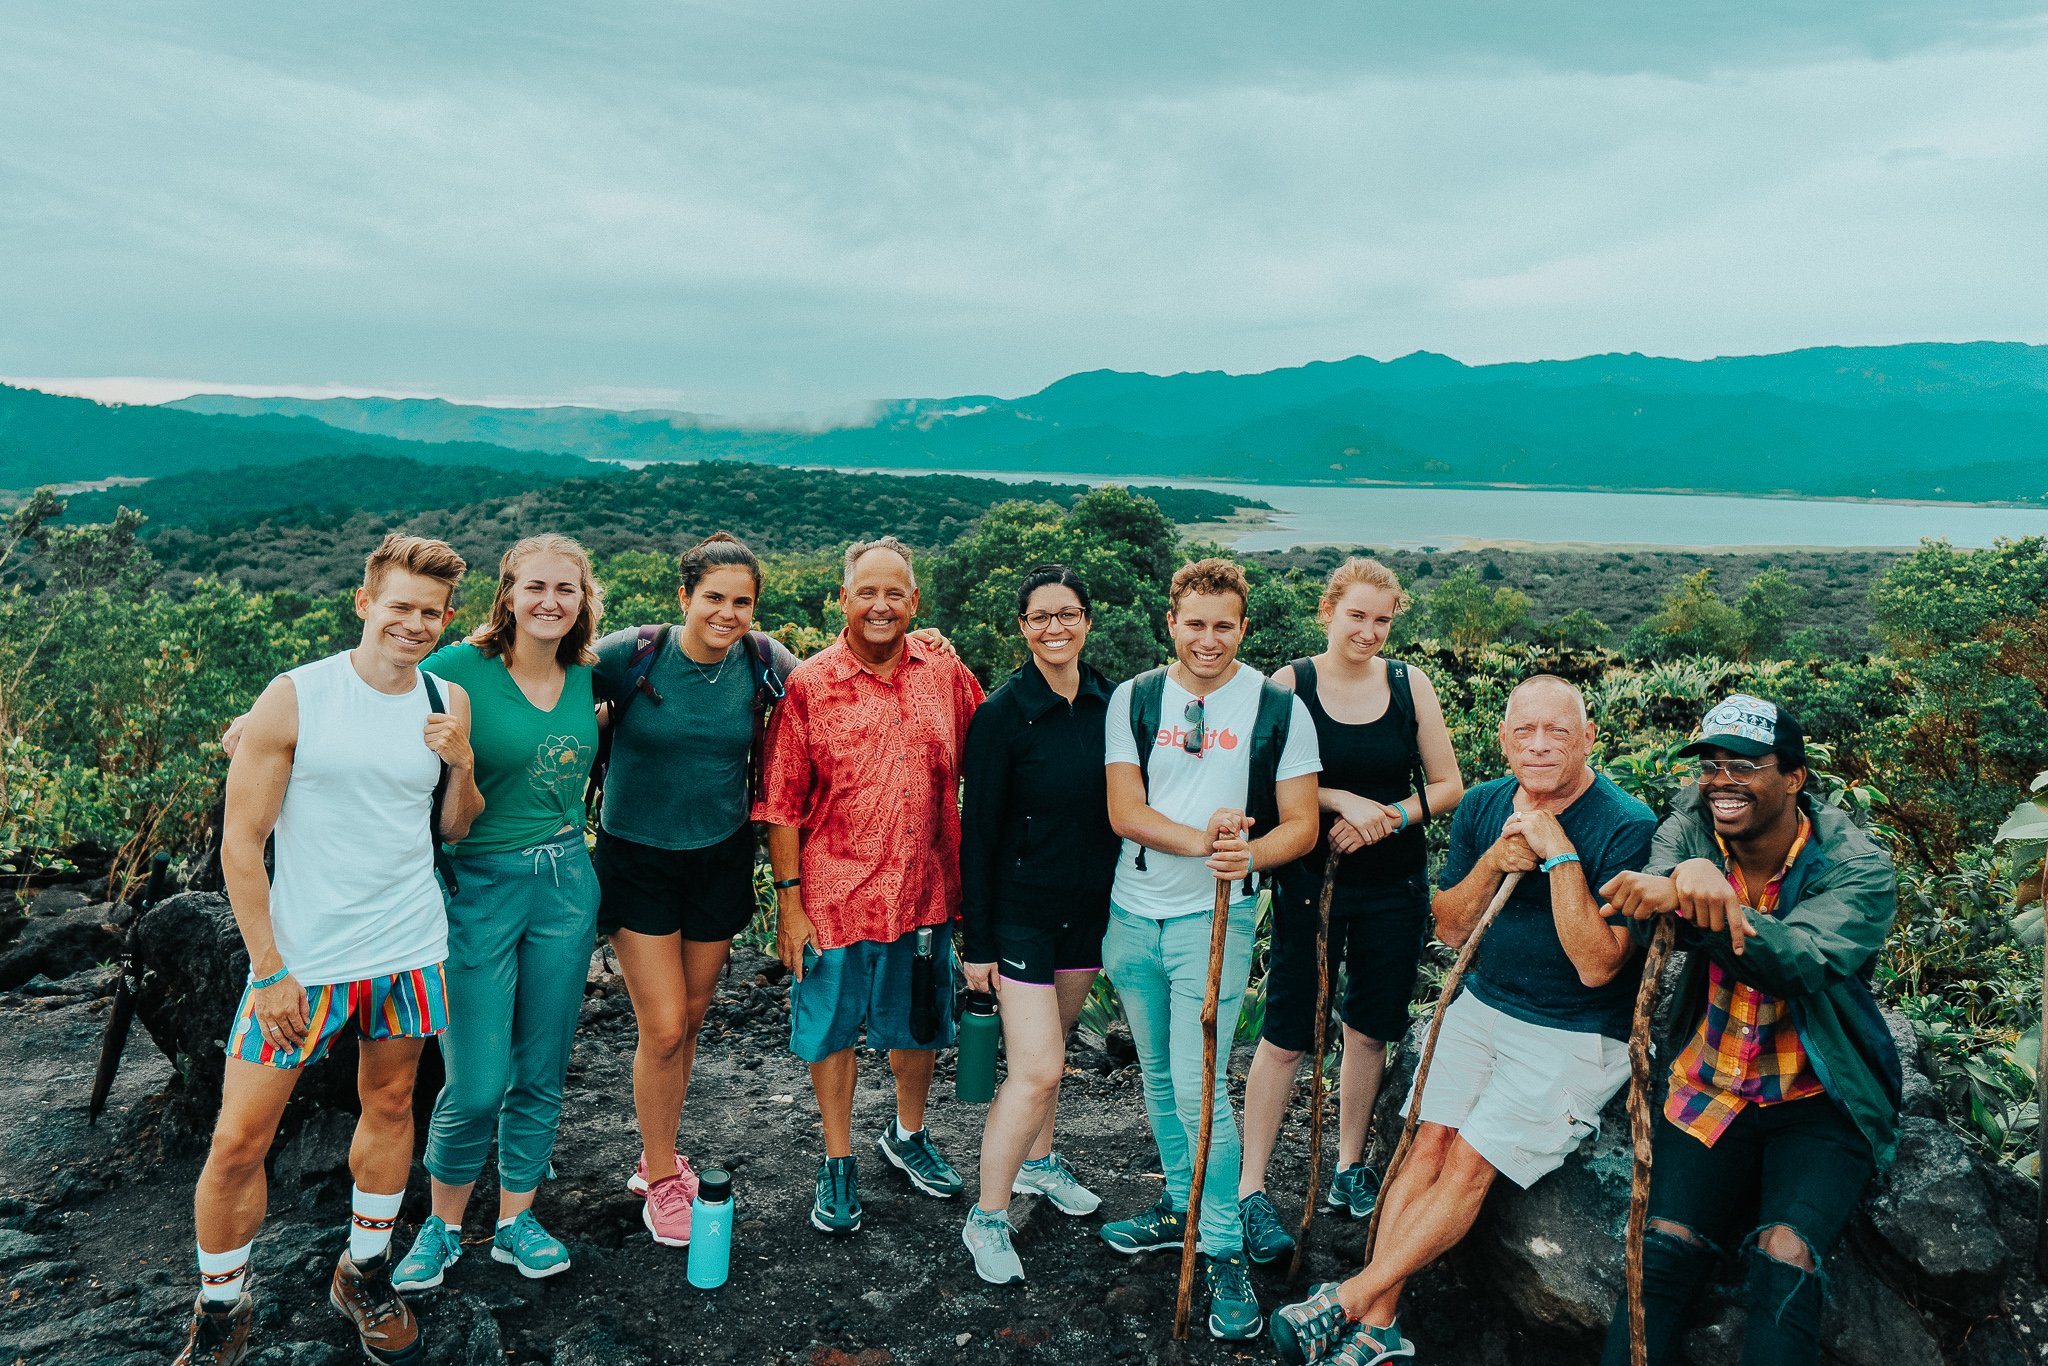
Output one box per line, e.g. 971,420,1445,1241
955,990,1000,1103
686,1167,734,1289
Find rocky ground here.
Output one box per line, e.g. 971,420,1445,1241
0,884,2042,1365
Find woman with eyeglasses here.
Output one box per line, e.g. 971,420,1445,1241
956,565,1122,1284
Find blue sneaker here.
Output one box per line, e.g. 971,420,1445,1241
1200,1250,1264,1341
1327,1163,1383,1220
1240,1189,1298,1264
489,1210,571,1280
390,1215,461,1292
876,1124,963,1198
811,1156,863,1235
1099,1197,1185,1255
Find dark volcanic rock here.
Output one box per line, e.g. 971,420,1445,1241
0,903,121,988
1865,1117,2012,1315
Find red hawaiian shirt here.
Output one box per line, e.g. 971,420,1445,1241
752,631,984,950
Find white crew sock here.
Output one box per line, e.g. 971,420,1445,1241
894,1118,919,1142
196,1241,252,1304
348,1186,404,1262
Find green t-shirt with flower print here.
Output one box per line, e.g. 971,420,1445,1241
424,642,598,856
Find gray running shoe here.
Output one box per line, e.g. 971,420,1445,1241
1011,1152,1101,1215
1201,1250,1265,1341
811,1156,863,1235
1326,1163,1382,1220
1272,1281,1348,1364
1099,1196,1185,1254
961,1206,1025,1285
876,1124,962,1198
1240,1189,1298,1264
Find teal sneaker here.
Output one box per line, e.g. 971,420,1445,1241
1011,1152,1100,1215
1240,1189,1297,1264
1330,1319,1415,1366
1100,1197,1185,1255
1326,1163,1382,1220
1200,1250,1265,1341
1272,1281,1348,1364
390,1215,461,1292
490,1210,571,1280
961,1206,1025,1285
811,1156,863,1235
876,1124,962,1198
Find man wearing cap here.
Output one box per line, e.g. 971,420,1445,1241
1595,694,1901,1366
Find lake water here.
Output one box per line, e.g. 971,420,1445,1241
888,469,2048,551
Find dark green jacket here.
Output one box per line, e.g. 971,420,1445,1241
1645,787,1904,1169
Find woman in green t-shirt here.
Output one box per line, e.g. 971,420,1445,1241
391,534,604,1289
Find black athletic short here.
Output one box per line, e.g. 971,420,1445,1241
594,823,758,942
990,906,1110,987
1261,870,1430,1051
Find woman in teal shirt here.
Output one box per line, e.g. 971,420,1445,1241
393,534,603,1287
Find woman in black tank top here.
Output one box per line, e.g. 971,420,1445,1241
1233,559,1466,1261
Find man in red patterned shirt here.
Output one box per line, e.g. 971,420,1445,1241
756,536,986,1236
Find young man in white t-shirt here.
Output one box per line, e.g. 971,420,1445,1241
1098,557,1321,1342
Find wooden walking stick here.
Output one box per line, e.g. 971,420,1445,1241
1626,914,1679,1366
1286,850,1344,1282
1361,869,1523,1265
1173,873,1237,1341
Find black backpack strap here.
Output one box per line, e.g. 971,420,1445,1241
1385,659,1428,823
1127,668,1168,872
1244,677,1295,897
743,630,786,805
419,672,459,895
585,624,672,823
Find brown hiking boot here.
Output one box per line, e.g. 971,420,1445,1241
173,1291,252,1366
329,1249,424,1364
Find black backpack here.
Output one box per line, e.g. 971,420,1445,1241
1285,655,1431,827
584,625,786,823
1126,666,1296,899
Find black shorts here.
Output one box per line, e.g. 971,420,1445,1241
990,906,1110,987
594,824,758,942
1261,870,1429,1051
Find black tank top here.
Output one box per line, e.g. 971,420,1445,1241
1294,657,1426,884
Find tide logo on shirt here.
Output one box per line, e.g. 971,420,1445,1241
1154,726,1240,753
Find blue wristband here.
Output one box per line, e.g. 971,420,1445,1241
1539,852,1581,874
1396,805,1410,833
248,967,289,990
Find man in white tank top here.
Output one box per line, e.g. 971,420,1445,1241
175,534,484,1366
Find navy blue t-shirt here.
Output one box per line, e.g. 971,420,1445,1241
1440,772,1657,1039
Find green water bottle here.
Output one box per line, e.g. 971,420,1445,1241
955,990,999,1102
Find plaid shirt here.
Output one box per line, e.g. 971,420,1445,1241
1664,813,1826,1146
752,631,984,950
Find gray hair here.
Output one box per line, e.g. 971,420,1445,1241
1504,674,1589,727
842,535,916,588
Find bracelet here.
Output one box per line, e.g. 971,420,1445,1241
1539,852,1581,874
1396,805,1410,833
1246,847,1255,876
772,876,803,891
248,967,289,990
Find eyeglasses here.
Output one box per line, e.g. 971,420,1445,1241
1021,607,1086,631
1691,758,1780,784
1183,696,1206,756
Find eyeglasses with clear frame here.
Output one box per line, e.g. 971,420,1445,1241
1021,607,1086,632
1691,758,1781,785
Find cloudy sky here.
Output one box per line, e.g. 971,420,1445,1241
3,2,2044,413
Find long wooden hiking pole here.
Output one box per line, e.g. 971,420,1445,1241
1626,915,1679,1366
1173,875,1236,1341
1361,869,1523,1265
1286,851,1344,1283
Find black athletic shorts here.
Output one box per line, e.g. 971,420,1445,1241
1261,870,1430,1051
990,905,1110,987
594,823,758,942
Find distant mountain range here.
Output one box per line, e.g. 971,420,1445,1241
5,342,2045,503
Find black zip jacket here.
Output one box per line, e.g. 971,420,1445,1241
958,660,1120,963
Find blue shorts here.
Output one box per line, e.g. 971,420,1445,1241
790,927,957,1063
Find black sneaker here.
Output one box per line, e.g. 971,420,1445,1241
1240,1189,1298,1264
1200,1250,1265,1341
811,1156,863,1235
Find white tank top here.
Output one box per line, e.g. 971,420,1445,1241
269,651,449,985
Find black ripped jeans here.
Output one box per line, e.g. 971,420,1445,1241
1600,1094,1874,1366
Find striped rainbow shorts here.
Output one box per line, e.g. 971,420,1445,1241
227,964,449,1069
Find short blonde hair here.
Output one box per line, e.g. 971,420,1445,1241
1169,557,1250,613
467,534,604,666
1318,557,1411,621
363,533,466,602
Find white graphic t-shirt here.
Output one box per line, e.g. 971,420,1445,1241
1104,663,1320,919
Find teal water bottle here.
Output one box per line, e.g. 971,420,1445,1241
955,990,999,1102
686,1168,733,1289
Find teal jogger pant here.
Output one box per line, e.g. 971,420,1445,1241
1103,898,1258,1258
425,834,599,1193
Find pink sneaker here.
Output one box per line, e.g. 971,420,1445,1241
627,1152,698,1198
642,1173,693,1247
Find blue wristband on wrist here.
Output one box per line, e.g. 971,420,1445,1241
1539,852,1581,874
1396,805,1410,833
248,966,289,990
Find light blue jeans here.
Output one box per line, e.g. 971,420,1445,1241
1103,898,1258,1257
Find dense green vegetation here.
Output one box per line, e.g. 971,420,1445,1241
4,480,2043,1176
168,341,2048,504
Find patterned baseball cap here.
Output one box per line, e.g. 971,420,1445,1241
1676,693,1807,765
